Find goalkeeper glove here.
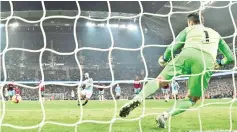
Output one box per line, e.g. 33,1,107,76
214,59,223,69
158,56,169,67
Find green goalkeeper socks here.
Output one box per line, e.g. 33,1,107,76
167,98,195,116
134,80,159,101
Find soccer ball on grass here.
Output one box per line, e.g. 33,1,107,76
12,95,22,103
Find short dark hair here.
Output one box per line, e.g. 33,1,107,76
187,12,204,24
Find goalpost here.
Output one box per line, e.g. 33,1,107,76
0,1,236,132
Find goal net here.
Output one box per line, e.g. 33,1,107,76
0,1,236,132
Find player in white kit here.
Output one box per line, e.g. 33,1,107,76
4,87,9,101
78,73,93,106
98,82,105,101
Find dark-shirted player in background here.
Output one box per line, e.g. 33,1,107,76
133,76,142,95
7,81,15,100
14,86,21,96
39,81,45,102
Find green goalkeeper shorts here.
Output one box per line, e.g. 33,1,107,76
160,48,214,97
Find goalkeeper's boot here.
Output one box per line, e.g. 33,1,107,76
119,100,141,117
156,112,169,128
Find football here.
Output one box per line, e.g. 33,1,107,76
158,56,168,67
12,95,22,103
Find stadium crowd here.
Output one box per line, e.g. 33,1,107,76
1,74,236,101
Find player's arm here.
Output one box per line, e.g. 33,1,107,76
217,38,234,65
163,28,187,61
80,80,87,87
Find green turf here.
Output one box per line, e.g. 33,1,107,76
0,99,236,132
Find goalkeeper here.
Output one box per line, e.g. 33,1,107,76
119,13,234,128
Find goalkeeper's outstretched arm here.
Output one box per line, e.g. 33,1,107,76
163,29,187,61
218,38,235,65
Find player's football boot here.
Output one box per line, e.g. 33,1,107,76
156,112,169,128
119,100,141,117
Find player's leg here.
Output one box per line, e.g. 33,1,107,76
176,94,178,100
78,90,86,106
98,91,101,101
173,92,178,100
165,94,167,100
82,90,92,106
5,91,9,101
136,88,141,95
157,72,211,128
101,90,104,101
99,94,102,101
119,75,170,117
117,95,120,100
101,91,104,101
157,49,214,128
8,91,13,101
164,90,169,102
80,90,86,99
5,94,8,101
119,49,201,117
133,88,136,95
119,58,179,117
82,98,89,106
41,91,45,102
116,92,120,100
82,91,91,105
119,52,188,117
166,93,169,102
100,93,103,101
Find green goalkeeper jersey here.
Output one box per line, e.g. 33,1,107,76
164,24,234,65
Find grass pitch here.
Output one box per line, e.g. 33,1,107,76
0,99,236,132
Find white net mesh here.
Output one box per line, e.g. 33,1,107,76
0,1,236,132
